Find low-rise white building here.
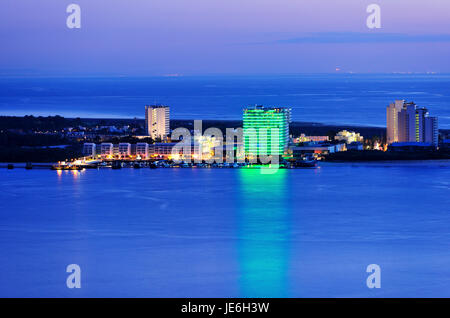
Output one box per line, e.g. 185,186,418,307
335,130,363,144
291,143,346,156
347,141,364,151
136,143,149,159
118,143,131,157
149,143,177,159
294,134,329,143
100,143,114,157
82,143,96,157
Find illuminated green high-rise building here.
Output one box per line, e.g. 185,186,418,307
243,105,291,158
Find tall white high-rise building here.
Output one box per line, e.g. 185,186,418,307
386,100,438,146
386,100,405,144
397,102,417,142
145,105,170,140
424,116,439,147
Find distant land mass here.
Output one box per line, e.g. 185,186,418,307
1,115,449,163
1,115,389,139
1,75,449,128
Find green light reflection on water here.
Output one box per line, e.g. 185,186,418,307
237,168,291,297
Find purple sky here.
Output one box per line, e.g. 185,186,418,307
1,0,450,75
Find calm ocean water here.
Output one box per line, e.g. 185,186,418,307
1,161,450,297
0,74,450,128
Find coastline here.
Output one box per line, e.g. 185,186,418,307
1,116,449,163
77,117,387,138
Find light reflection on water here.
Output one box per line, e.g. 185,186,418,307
238,169,290,297
1,161,450,297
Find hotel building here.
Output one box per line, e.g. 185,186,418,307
386,100,438,146
386,100,404,144
145,105,170,140
294,134,330,143
335,130,364,144
100,143,114,157
136,143,149,159
118,143,131,158
82,143,96,157
243,105,291,157
84,142,206,161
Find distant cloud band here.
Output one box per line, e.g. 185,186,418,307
276,32,450,44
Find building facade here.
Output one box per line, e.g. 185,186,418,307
386,100,406,144
347,141,363,151
424,116,439,147
294,134,329,143
243,105,291,157
82,143,96,157
145,105,170,140
100,143,114,157
290,143,346,156
334,130,364,144
118,143,131,158
83,142,209,161
136,143,149,159
386,100,438,146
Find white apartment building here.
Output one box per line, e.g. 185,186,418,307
118,143,131,157
425,116,439,147
387,100,438,146
334,130,363,144
100,143,114,157
294,134,329,143
145,105,170,140
136,143,149,159
82,143,96,157
386,100,405,144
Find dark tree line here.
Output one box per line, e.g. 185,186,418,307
0,132,73,147
0,115,82,131
0,145,82,163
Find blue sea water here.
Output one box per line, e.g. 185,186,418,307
1,74,450,128
1,74,450,297
1,161,450,297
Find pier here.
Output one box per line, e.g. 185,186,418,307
0,158,318,170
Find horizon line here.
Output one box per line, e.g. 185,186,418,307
0,72,449,79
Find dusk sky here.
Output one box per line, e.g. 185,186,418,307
1,0,450,75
